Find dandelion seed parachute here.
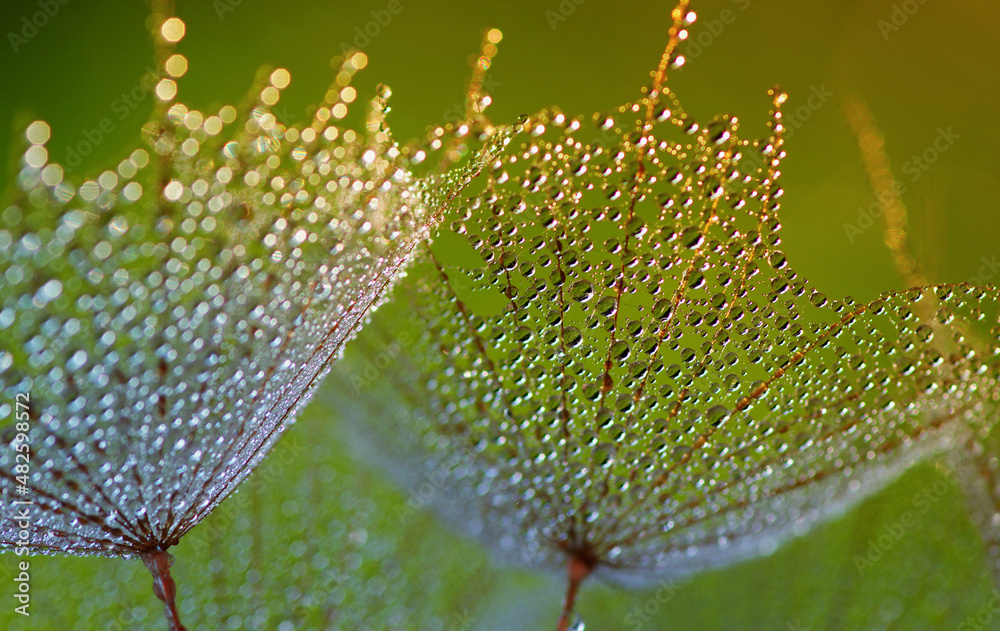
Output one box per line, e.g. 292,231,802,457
331,1,1000,627
0,2,510,629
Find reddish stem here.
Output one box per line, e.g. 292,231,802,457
556,553,594,631
141,548,187,631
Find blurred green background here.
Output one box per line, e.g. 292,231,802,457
1,0,999,629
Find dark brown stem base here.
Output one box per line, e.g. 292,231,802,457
556,553,594,631
141,548,187,631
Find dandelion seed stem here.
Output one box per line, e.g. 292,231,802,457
141,548,187,631
556,553,593,631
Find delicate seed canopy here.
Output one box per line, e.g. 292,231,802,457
0,16,510,565
336,38,1000,594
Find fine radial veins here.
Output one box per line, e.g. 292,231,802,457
331,1,999,627
0,2,512,629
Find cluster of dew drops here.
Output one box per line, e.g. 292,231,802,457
349,2,1000,595
0,7,479,568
